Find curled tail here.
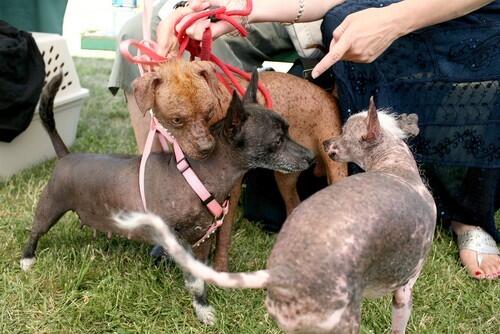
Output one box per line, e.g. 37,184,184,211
114,212,270,289
39,72,69,158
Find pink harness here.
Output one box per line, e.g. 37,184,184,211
120,0,262,247
140,111,228,248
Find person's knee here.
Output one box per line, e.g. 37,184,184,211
117,13,144,41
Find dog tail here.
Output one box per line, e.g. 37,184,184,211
114,212,270,289
39,72,69,158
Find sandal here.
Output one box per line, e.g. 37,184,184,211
456,226,500,278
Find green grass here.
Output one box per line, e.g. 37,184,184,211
0,58,498,333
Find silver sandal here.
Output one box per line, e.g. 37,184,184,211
457,226,499,266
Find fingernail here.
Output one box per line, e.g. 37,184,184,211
311,70,318,79
475,271,481,276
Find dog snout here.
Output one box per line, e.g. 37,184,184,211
322,138,338,158
306,151,316,166
198,142,214,159
322,138,334,152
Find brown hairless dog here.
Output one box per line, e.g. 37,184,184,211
133,59,347,271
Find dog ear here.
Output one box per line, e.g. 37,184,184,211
243,69,258,103
224,91,247,137
193,61,229,116
132,71,162,115
362,96,381,142
397,113,420,137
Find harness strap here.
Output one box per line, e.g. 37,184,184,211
139,112,227,221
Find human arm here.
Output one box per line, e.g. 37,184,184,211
311,0,495,78
157,0,345,56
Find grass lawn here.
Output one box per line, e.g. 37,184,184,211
0,58,498,334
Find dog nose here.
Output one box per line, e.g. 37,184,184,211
322,138,333,152
199,147,212,158
307,154,316,165
198,141,214,158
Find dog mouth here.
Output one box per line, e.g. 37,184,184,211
327,152,337,161
276,161,313,174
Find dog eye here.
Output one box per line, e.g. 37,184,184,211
274,137,283,147
170,117,183,126
205,108,215,121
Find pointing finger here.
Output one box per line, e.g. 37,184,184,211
311,35,350,79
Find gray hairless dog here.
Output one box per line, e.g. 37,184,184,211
20,71,314,325
116,98,436,333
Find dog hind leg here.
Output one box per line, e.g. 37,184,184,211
327,297,362,334
391,276,418,334
21,187,68,271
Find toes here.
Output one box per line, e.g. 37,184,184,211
459,249,484,278
480,255,500,280
458,249,500,280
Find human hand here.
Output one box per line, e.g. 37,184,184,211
311,6,408,78
172,0,249,43
156,0,212,57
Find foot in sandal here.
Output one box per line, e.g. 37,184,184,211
452,221,500,280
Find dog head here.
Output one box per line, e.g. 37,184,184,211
218,70,315,173
132,60,230,160
322,97,419,169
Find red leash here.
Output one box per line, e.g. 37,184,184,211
120,0,272,108
120,0,269,247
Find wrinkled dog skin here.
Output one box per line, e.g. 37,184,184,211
133,59,348,271
21,72,314,326
117,98,436,333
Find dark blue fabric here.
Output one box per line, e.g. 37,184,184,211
322,1,500,240
322,0,500,168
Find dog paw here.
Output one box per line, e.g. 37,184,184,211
193,301,216,326
20,257,35,271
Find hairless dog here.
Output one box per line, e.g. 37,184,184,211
116,98,436,333
21,71,314,325
133,60,347,271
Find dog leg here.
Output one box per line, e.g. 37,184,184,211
185,240,215,325
213,177,243,272
21,188,67,271
329,297,362,334
391,275,419,334
274,172,301,216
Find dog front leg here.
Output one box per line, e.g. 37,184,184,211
274,171,301,216
185,240,216,325
213,177,243,272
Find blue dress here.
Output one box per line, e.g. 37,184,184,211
322,0,500,240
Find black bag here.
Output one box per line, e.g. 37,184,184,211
0,20,45,142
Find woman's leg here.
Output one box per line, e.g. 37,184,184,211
450,168,500,279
